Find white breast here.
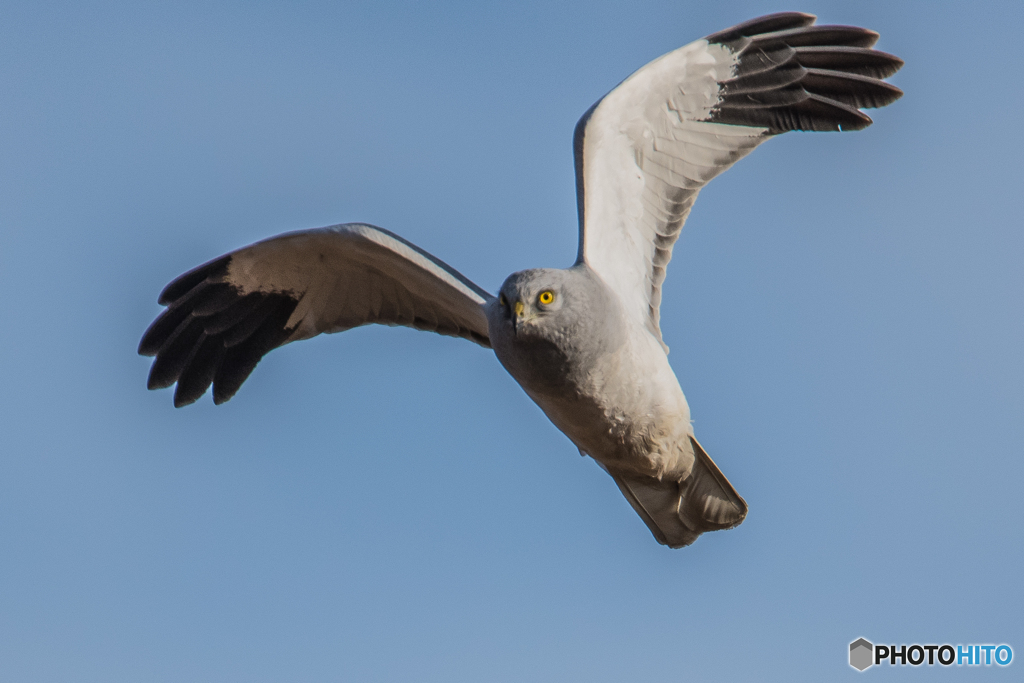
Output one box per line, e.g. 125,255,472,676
529,325,694,479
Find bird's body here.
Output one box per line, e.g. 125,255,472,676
488,264,745,545
489,265,688,479
139,13,903,548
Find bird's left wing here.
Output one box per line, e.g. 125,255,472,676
139,223,493,407
574,12,903,350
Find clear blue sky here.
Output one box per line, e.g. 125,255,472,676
2,1,1021,680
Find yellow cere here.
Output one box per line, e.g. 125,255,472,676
538,290,554,305
499,293,506,306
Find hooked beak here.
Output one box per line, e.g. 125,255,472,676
512,300,526,334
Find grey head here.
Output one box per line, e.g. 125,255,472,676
486,264,626,396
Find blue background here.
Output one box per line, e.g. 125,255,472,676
2,1,1020,680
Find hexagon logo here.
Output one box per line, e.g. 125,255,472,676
850,638,874,671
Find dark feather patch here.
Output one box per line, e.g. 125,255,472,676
139,280,222,356
707,15,902,134
142,253,301,405
722,61,806,95
191,282,240,316
750,25,880,50
794,46,904,79
211,296,299,404
146,316,205,390
720,83,812,108
139,298,192,356
801,68,904,109
221,296,286,347
201,294,266,335
157,255,230,305
714,93,872,132
173,333,226,407
705,11,816,44
730,44,797,78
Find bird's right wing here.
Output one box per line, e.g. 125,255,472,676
574,12,904,350
139,223,494,407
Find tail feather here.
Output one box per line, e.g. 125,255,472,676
609,472,702,548
607,435,747,548
683,435,748,531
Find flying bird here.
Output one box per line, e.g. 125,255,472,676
139,12,903,548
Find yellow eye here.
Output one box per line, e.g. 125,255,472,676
499,293,507,307
538,290,554,305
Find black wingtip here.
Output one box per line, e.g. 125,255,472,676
707,12,817,44
142,247,301,406
707,16,902,135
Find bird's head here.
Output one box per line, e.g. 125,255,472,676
491,268,573,341
487,264,626,356
486,264,627,392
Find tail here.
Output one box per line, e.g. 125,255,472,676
608,435,747,548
